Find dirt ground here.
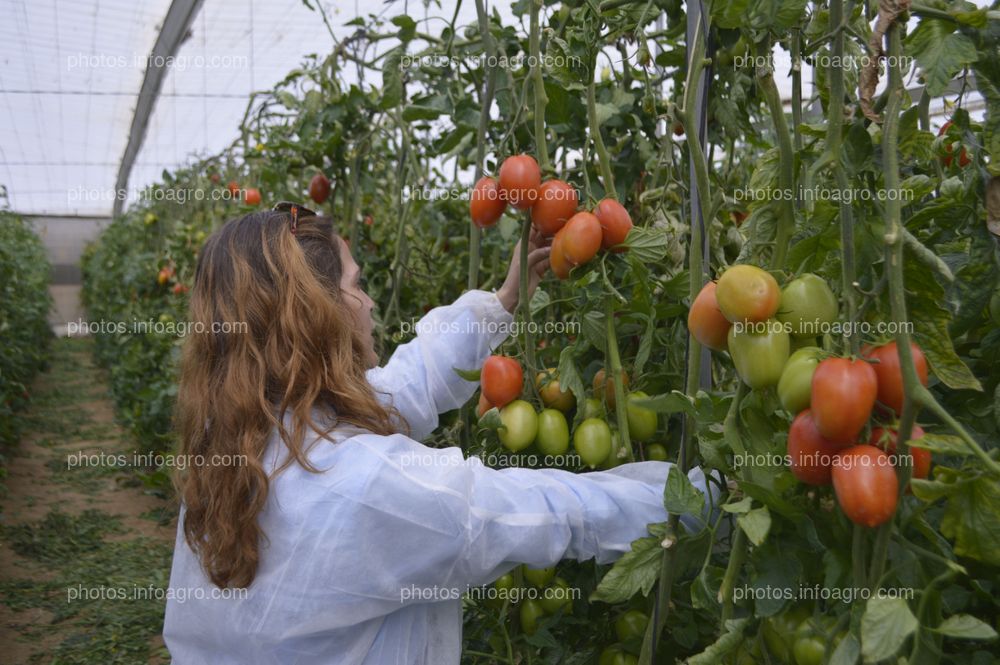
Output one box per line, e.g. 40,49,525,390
0,337,176,664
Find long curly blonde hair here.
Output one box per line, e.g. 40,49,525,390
175,210,401,588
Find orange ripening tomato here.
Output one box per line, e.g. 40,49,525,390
688,281,732,352
560,212,602,266
594,199,633,252
787,409,842,485
227,180,240,196
863,341,929,415
715,265,780,323
480,355,523,409
498,154,541,209
593,368,628,409
476,392,494,418
531,180,578,236
470,176,507,228
832,445,899,527
550,230,572,280
244,188,262,206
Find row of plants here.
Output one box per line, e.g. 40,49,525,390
79,0,1000,663
0,210,53,473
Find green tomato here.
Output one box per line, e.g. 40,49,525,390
519,599,545,635
579,396,606,420
727,321,791,389
646,443,668,461
539,577,573,614
522,564,556,588
614,609,649,642
486,573,518,608
762,605,812,663
573,418,612,468
625,391,658,441
793,617,840,665
777,346,823,414
599,647,639,665
535,409,569,456
498,400,538,452
777,274,839,338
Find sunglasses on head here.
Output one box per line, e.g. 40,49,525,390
271,201,317,235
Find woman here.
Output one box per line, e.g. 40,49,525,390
163,204,713,664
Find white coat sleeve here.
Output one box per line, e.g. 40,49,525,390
313,431,716,624
366,290,513,440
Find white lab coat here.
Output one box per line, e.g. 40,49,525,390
163,290,713,664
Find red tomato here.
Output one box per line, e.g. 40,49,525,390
498,155,541,209
172,283,189,295
560,212,602,265
470,176,507,228
687,281,732,352
869,425,931,481
309,173,331,204
364,215,374,226
787,410,843,485
939,121,971,168
832,445,899,527
531,180,578,235
244,188,262,206
227,181,240,196
810,357,877,445
549,230,571,279
594,199,633,252
480,355,523,408
863,341,929,415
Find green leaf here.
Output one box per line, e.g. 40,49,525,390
691,565,725,612
391,14,416,41
478,406,502,431
905,18,979,97
380,48,403,110
580,310,606,350
625,226,669,263
737,506,772,547
909,433,972,456
739,481,805,519
830,633,861,665
557,347,586,405
940,474,1000,566
590,535,662,603
932,614,999,640
686,619,748,663
904,260,982,390
453,366,481,382
711,0,750,29
633,390,697,416
401,105,442,122
722,496,753,514
951,7,988,28
861,596,918,662
900,174,935,201
663,466,706,517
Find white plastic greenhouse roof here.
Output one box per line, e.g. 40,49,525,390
0,0,990,218
1,0,475,217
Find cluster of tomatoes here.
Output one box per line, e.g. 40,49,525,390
222,180,262,206
688,264,932,527
758,603,846,665
469,154,634,278
155,264,188,295
478,356,665,469
487,564,648,664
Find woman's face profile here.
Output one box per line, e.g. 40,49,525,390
336,236,379,369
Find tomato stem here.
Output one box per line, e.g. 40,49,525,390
528,0,550,174
756,49,794,270
468,0,498,292
519,212,539,404
719,526,746,627
605,297,634,463
587,78,617,200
